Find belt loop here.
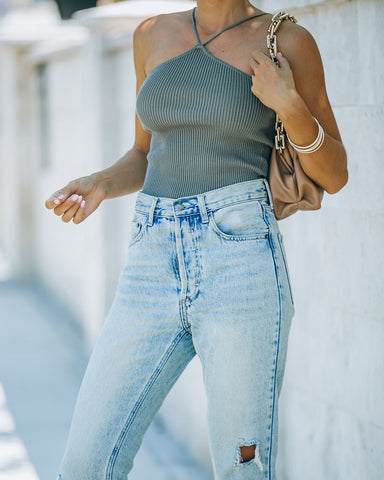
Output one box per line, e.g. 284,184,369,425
147,197,158,226
263,178,274,211
197,194,209,223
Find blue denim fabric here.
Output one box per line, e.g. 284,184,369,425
57,178,295,480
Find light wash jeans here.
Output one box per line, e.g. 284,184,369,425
57,178,295,480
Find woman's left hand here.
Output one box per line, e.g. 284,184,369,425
249,50,296,112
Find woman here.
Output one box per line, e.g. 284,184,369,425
46,1,348,479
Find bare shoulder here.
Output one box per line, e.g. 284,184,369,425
133,9,192,46
133,9,193,77
272,18,323,71
269,16,326,95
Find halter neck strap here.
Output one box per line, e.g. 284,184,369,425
192,7,268,46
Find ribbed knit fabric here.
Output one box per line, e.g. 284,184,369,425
136,8,276,199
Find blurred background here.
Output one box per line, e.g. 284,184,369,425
0,0,382,479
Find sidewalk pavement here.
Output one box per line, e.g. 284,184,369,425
0,280,212,480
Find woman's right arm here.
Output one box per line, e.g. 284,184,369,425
45,19,152,224
92,20,152,199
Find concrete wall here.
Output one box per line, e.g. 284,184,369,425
0,3,107,345
0,0,382,479
256,1,384,479
0,1,194,347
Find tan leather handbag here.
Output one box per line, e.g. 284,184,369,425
266,12,324,220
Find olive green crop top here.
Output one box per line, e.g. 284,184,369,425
136,7,276,199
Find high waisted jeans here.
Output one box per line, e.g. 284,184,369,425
57,178,295,480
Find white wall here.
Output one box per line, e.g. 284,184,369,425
257,1,384,479
0,1,195,348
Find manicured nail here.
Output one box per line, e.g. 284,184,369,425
57,194,65,199
81,200,85,208
71,195,78,201
54,199,60,204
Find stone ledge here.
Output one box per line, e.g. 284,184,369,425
73,0,196,32
261,0,354,15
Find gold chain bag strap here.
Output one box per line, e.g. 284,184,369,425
266,12,324,220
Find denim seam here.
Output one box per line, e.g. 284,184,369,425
169,242,192,332
206,196,269,213
128,222,144,247
277,233,295,307
128,215,149,247
208,211,269,242
259,200,268,229
105,329,189,479
184,235,201,304
266,233,283,480
179,299,192,333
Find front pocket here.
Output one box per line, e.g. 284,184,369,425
128,212,148,247
209,199,269,241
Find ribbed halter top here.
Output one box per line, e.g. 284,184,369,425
136,7,276,199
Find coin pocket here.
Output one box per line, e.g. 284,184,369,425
209,199,269,240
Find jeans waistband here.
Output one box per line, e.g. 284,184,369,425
135,178,274,226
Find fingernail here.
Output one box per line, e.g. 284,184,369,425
57,194,65,199
54,199,60,204
81,200,85,208
71,195,78,201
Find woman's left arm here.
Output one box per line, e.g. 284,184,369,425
250,23,348,194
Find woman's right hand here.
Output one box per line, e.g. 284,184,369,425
45,174,107,224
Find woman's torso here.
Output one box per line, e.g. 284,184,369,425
136,7,277,199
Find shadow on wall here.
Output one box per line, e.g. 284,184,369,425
53,0,125,20
54,0,96,19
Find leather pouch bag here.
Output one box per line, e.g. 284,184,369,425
266,12,324,220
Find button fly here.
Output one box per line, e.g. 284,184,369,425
174,202,186,212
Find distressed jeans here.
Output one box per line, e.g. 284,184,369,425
57,178,295,480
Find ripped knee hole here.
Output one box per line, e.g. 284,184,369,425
234,441,264,472
239,444,256,463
